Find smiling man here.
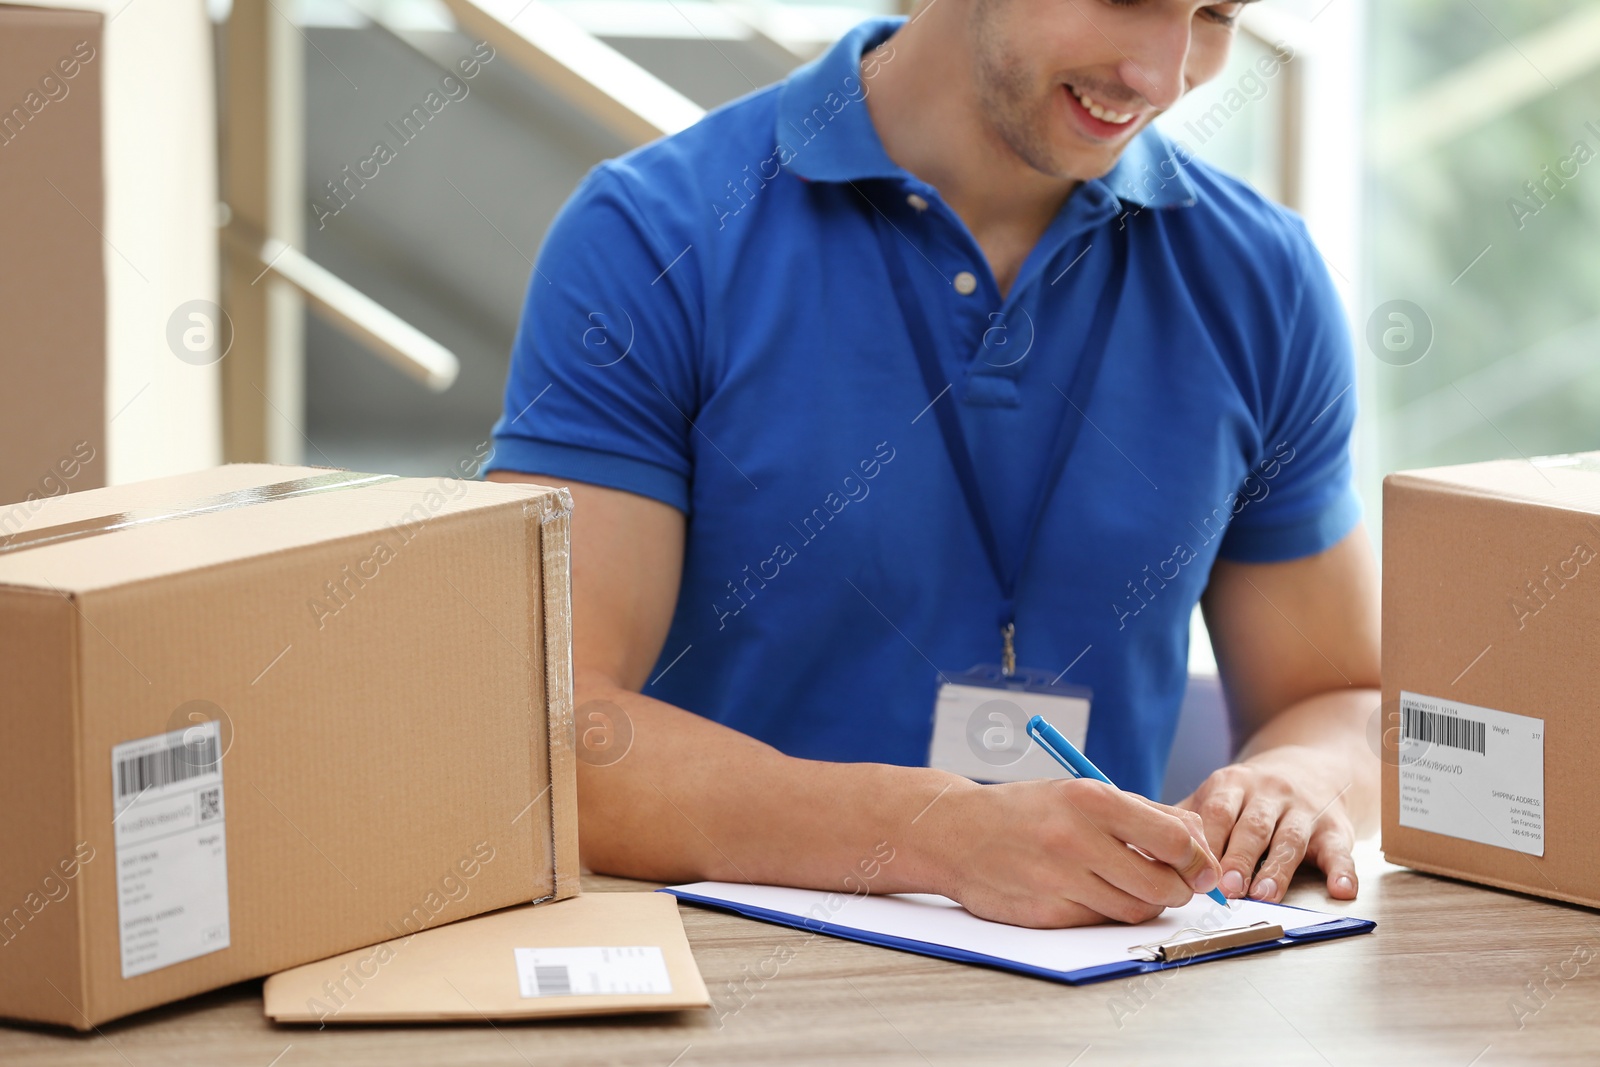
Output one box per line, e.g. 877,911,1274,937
487,0,1380,927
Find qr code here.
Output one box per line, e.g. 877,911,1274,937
197,786,221,822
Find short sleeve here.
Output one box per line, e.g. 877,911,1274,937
1217,221,1362,563
485,164,702,514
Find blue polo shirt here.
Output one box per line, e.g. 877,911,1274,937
488,17,1361,798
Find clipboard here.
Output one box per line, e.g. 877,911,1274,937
1128,920,1285,961
663,882,1374,986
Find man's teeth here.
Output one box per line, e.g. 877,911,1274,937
1069,86,1134,125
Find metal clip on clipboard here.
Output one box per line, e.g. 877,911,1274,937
1129,921,1286,963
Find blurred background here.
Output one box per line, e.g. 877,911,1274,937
12,0,1597,536
222,0,1600,531
3,0,1597,792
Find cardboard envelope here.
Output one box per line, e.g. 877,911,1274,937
264,892,709,1023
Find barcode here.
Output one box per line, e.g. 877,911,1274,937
532,964,572,996
116,734,220,800
1402,705,1486,755
198,786,222,822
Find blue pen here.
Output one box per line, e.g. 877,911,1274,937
1026,714,1230,908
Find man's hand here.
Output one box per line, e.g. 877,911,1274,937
1180,743,1358,903
927,778,1223,927
1195,525,1382,903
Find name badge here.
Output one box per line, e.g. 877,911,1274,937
927,665,1091,784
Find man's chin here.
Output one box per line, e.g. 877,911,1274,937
1048,117,1157,184
1042,147,1125,186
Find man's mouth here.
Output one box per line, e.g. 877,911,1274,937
1064,83,1138,129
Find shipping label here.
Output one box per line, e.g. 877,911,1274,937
112,721,231,978
513,946,672,997
1398,690,1544,856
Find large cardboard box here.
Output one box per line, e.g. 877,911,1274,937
1382,452,1600,908
0,464,579,1028
0,5,106,505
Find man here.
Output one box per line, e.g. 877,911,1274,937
487,0,1379,928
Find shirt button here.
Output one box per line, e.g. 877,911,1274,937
906,193,929,211
953,271,978,295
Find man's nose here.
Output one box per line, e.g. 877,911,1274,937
1115,13,1191,111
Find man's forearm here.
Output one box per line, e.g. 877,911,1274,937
1235,687,1381,834
574,672,971,895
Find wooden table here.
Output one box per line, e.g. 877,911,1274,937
5,842,1599,1066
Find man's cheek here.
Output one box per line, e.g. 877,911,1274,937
1185,40,1237,95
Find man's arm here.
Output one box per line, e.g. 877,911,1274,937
489,471,1224,927
1186,523,1382,902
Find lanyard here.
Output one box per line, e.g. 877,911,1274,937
868,200,1129,674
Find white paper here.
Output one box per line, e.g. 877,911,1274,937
514,946,672,997
668,882,1361,977
1398,690,1545,856
927,682,1090,783
112,721,231,978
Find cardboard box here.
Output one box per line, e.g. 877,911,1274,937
1382,452,1600,908
0,5,107,505
0,464,579,1028
264,893,710,1024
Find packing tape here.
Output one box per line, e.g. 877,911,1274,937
532,485,575,525
0,471,401,555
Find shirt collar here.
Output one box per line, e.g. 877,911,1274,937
775,17,905,183
775,17,1197,210
1100,126,1198,209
